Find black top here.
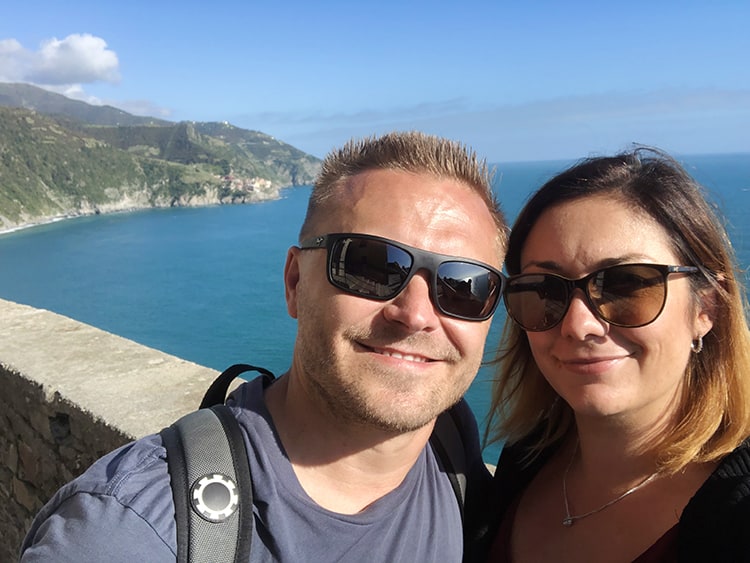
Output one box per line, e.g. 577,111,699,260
471,437,750,562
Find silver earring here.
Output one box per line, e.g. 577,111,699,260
691,336,704,354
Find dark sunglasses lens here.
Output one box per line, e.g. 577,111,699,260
504,274,569,331
436,262,502,319
589,264,667,327
329,237,412,298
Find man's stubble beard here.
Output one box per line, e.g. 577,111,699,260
294,316,475,433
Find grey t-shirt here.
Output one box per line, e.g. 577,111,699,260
20,376,463,562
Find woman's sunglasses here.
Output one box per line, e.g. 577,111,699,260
504,263,699,332
299,233,505,321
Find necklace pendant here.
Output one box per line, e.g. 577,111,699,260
561,438,661,528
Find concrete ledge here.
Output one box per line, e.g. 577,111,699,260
0,298,218,437
0,297,219,561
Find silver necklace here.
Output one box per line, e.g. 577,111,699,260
562,440,660,527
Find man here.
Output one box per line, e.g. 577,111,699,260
21,131,508,561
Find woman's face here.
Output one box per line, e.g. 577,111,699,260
520,194,713,427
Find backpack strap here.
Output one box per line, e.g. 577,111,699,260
161,405,253,563
162,364,275,562
200,363,275,409
429,405,467,520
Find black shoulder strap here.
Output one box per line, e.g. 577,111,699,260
200,363,275,409
162,364,274,563
161,406,253,563
429,406,467,519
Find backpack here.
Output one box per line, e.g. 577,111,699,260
161,364,468,563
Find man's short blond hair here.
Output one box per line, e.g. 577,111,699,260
300,131,507,251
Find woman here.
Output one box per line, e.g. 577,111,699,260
485,148,750,561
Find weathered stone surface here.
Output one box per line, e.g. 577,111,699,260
13,477,37,512
0,297,218,563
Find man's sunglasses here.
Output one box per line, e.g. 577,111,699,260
503,263,699,332
299,233,505,321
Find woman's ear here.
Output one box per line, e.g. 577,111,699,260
694,286,717,339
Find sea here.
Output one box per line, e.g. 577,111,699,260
1,153,748,463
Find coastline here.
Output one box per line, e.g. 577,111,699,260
0,215,71,236
0,190,291,237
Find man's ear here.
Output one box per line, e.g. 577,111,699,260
284,246,302,319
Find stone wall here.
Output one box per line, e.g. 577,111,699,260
0,298,219,562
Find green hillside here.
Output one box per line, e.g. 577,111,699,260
0,83,321,231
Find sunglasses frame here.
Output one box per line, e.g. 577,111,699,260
299,233,505,321
504,263,700,331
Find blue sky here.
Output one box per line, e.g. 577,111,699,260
1,0,748,162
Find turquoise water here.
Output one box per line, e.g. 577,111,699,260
1,154,748,462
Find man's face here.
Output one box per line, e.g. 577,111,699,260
284,169,503,432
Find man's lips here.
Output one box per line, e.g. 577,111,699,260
367,345,434,363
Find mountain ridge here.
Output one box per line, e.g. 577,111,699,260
0,82,321,233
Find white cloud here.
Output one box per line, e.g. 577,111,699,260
115,99,172,118
38,83,102,104
0,33,168,116
0,38,31,82
28,84,172,118
0,33,120,86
